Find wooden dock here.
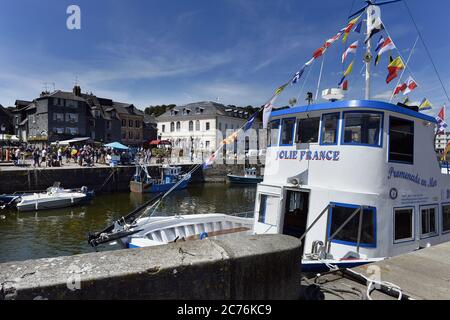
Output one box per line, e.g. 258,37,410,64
302,242,450,300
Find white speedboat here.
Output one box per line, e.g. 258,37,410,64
16,183,94,212
117,213,253,248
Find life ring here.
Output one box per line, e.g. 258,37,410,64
200,232,208,240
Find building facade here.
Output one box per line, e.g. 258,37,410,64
114,103,145,146
0,104,13,135
156,101,261,160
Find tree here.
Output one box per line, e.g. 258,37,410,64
144,104,176,117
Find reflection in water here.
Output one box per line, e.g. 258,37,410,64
0,184,256,263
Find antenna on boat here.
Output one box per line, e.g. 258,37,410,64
349,0,402,100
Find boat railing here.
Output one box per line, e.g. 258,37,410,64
299,204,365,257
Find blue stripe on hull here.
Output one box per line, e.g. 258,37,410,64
227,175,263,184
149,179,190,193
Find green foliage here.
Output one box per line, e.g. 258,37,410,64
151,148,169,158
144,104,176,117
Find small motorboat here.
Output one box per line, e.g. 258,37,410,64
130,164,191,193
227,167,263,184
15,182,94,212
117,213,254,248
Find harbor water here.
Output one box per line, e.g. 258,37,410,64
0,184,256,263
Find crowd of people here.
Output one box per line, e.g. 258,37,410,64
7,144,154,168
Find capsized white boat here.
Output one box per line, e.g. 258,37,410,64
16,183,94,212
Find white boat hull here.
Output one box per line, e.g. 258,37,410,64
16,191,88,212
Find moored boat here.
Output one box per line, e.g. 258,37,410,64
227,167,263,184
16,183,94,212
130,164,191,193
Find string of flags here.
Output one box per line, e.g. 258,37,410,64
386,56,405,84
394,76,418,96
436,106,447,133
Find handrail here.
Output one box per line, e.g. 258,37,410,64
299,204,332,243
326,206,362,254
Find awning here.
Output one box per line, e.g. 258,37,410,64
105,142,129,150
149,140,172,145
51,137,91,146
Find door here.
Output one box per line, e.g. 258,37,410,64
282,190,309,252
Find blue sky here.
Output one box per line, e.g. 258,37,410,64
0,0,448,117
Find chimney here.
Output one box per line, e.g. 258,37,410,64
73,85,81,96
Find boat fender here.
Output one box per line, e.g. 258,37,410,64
200,232,208,240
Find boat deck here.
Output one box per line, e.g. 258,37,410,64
302,241,450,300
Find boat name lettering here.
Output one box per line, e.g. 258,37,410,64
387,167,437,188
276,150,340,161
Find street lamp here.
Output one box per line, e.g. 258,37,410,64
190,136,194,162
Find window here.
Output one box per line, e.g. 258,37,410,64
135,132,140,140
205,141,210,148
65,127,78,135
389,117,414,164
297,117,320,143
122,119,126,127
106,121,111,130
176,121,181,132
162,125,165,133
280,118,296,145
54,98,64,106
129,120,133,127
53,127,64,134
268,120,280,147
206,122,210,131
442,204,450,233
66,113,78,123
421,206,438,237
66,100,77,108
94,110,100,118
122,132,126,139
329,204,376,247
189,121,194,132
170,122,175,132
343,112,382,146
394,208,414,243
128,131,133,139
53,113,64,122
135,120,140,128
321,113,339,145
258,195,268,223
196,120,200,131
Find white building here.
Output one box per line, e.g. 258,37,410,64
156,101,261,161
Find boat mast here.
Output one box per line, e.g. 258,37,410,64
364,6,372,100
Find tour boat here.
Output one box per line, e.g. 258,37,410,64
89,1,450,272
130,164,191,193
15,183,94,212
227,167,264,184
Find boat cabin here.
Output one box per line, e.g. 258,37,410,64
253,99,450,262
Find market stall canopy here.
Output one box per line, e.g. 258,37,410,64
50,137,91,146
149,140,172,145
105,142,129,150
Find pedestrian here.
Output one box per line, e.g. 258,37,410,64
41,148,47,167
57,147,62,166
33,148,40,168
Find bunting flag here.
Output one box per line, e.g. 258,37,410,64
202,152,217,169
338,61,354,86
324,32,343,48
375,36,385,52
394,83,407,96
340,80,349,91
262,96,278,129
305,57,315,66
222,131,239,145
275,83,288,95
365,5,384,43
291,67,305,85
342,15,361,43
386,57,405,84
243,114,257,132
354,20,363,34
419,98,432,111
436,106,447,133
403,76,418,95
342,40,358,64
375,37,395,66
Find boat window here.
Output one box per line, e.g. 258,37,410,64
296,117,320,143
421,206,438,237
258,194,268,223
342,112,382,146
442,204,450,233
280,118,296,145
389,117,414,164
329,204,376,247
321,113,339,145
268,120,280,147
394,208,414,243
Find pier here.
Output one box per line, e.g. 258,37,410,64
0,163,264,194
